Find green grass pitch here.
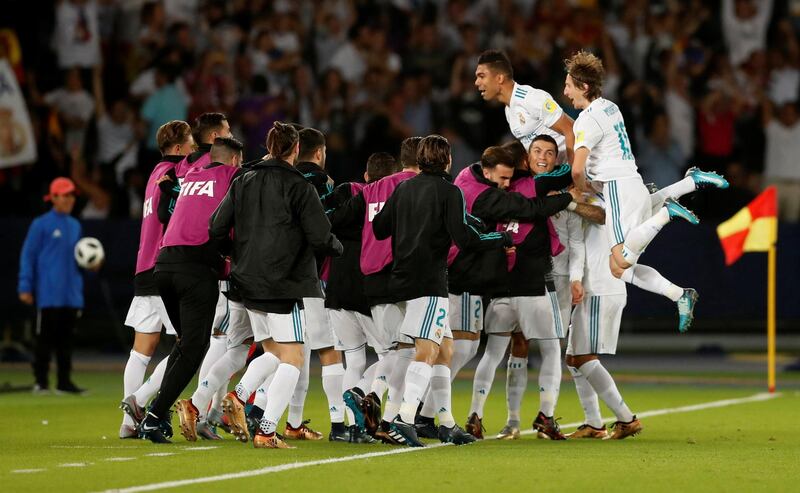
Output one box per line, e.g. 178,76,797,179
0,368,797,492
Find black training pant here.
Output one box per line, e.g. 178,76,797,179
33,307,79,389
150,270,217,419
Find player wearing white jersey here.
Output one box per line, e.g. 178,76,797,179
564,50,727,334
564,193,633,439
475,50,575,164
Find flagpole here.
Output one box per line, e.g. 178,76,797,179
767,245,777,393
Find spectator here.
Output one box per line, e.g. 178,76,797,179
762,97,800,222
43,68,95,153
140,64,189,158
17,177,86,394
722,0,774,67
637,112,686,188
92,66,138,183
53,0,101,69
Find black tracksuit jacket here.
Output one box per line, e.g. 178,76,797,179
372,170,511,301
209,158,342,303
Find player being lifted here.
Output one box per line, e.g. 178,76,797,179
564,50,728,332
475,50,575,163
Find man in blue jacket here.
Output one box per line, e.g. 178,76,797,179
18,177,85,394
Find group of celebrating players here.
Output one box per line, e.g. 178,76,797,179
118,49,729,449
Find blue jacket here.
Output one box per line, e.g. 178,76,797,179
17,210,84,309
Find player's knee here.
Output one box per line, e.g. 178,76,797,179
436,339,454,365
510,332,529,358
133,332,160,356
318,347,342,366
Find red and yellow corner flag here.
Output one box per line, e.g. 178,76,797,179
716,186,778,265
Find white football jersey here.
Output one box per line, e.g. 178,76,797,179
550,210,585,281
573,97,640,182
504,83,565,157
581,194,626,296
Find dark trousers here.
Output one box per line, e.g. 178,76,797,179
33,307,78,388
150,270,217,418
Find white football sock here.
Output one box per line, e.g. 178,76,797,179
192,344,248,420
356,361,378,396
133,356,167,407
620,264,684,302
430,364,455,428
650,176,695,211
622,208,670,264
505,355,527,426
197,335,227,383
287,349,310,428
235,351,280,403
451,338,479,378
211,377,228,415
419,386,435,419
537,339,562,417
370,351,393,399
469,335,510,417
399,361,433,423
122,350,151,426
253,373,275,411
322,363,346,423
383,348,413,421
259,364,301,435
343,346,367,393
580,359,634,422
567,365,603,428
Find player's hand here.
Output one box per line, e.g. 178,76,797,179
88,261,104,272
19,292,34,305
156,175,172,184
504,246,516,255
567,187,583,202
571,281,584,305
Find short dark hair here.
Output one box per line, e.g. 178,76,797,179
477,50,513,78
500,140,528,168
480,146,515,169
298,128,326,161
400,136,423,168
266,121,299,160
531,134,559,152
210,136,244,163
417,134,451,173
194,112,228,144
366,152,397,182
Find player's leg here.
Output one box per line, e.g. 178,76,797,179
253,305,306,449
518,295,565,440
390,296,449,447
499,331,527,440
142,272,217,443
121,296,163,436
197,288,229,384
468,297,515,438
564,297,605,438
606,179,699,332
649,167,729,211
431,336,476,445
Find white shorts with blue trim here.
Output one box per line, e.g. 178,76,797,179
397,296,451,346
553,275,574,333
303,297,335,350
484,291,564,340
246,304,305,344
602,178,651,251
330,309,381,352
566,294,627,355
370,303,404,353
448,293,483,333
125,295,176,336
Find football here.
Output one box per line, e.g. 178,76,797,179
74,237,105,270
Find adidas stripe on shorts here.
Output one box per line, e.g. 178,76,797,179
566,294,626,355
212,285,230,334
602,177,651,251
448,292,483,334
397,296,451,346
246,303,305,344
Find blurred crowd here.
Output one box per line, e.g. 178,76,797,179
1,0,800,221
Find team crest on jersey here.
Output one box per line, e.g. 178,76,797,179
576,131,585,143
544,99,557,113
518,112,526,125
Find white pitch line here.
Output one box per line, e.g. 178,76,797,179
11,468,46,474
59,463,89,468
184,446,219,451
105,458,136,462
94,392,781,493
144,453,176,457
